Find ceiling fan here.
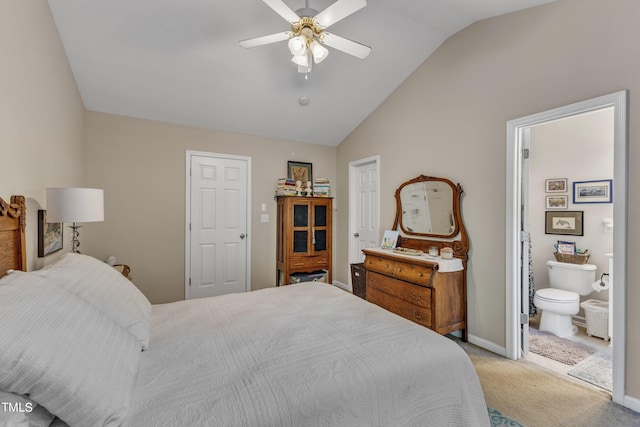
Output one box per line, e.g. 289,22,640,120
239,0,371,77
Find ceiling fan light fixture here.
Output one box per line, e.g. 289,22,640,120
310,40,329,64
288,36,307,56
239,0,370,76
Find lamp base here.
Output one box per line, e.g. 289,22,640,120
68,223,82,254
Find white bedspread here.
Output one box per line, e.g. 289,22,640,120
124,282,489,426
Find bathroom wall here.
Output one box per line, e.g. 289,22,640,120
529,108,614,304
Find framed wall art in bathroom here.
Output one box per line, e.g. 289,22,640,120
573,179,612,203
545,178,567,193
546,195,568,209
545,211,584,236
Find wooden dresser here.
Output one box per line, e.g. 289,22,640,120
363,248,465,338
361,174,469,340
276,196,332,286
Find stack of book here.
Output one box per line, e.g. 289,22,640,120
275,178,297,196
313,178,330,197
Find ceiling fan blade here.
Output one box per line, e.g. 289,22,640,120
314,0,367,28
322,33,370,59
262,0,301,24
239,32,290,49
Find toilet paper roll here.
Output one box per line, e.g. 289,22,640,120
592,276,610,292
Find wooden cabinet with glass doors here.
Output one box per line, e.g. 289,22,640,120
276,197,332,286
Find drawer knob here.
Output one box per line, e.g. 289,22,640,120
413,311,423,320
418,272,423,277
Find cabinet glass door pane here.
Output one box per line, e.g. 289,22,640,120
293,231,308,252
294,205,308,227
314,230,327,251
314,205,327,227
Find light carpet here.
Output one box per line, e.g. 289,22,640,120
528,327,597,365
568,351,612,392
457,340,640,427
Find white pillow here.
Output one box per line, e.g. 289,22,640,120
0,391,55,427
36,253,152,349
0,271,141,426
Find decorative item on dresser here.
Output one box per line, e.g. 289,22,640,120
362,175,469,340
276,196,332,286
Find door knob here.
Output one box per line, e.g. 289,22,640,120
240,233,246,239
354,233,360,237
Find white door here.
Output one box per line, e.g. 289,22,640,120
349,157,380,276
186,151,250,299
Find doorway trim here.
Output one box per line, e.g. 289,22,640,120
505,91,628,406
185,150,252,299
348,155,381,287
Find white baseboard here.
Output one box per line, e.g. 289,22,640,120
467,334,507,358
332,280,351,293
624,395,640,413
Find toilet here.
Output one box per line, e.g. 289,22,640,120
534,260,597,338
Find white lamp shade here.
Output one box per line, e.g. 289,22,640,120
46,188,104,223
288,36,307,56
291,53,309,67
310,40,329,64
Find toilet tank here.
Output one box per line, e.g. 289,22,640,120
547,260,597,295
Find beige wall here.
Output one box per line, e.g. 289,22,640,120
0,0,85,270
336,0,640,398
82,112,336,303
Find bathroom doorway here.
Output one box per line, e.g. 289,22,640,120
505,91,628,406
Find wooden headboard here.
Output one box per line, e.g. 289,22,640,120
0,195,27,277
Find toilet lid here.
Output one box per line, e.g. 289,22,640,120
536,288,579,302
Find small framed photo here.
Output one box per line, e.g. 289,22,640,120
545,211,584,236
573,179,612,203
546,195,568,209
287,161,313,184
38,210,63,257
545,178,567,193
381,230,399,249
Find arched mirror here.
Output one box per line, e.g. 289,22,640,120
393,175,462,238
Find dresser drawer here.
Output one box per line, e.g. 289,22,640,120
289,256,329,270
367,271,431,309
367,286,432,328
392,261,433,287
364,256,395,276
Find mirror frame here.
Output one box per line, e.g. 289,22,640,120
393,175,462,238
392,175,469,262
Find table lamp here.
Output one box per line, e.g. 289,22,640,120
46,188,104,253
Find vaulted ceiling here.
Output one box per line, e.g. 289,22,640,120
48,0,556,146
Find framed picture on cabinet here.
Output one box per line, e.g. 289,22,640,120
545,178,567,193
287,161,313,184
545,211,584,236
38,209,63,257
573,179,612,203
546,195,568,209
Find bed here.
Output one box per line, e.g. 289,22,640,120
0,195,489,426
